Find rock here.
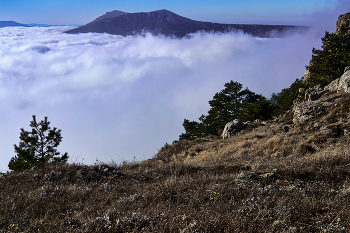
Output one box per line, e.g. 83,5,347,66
313,122,322,129
283,125,290,132
293,101,323,124
337,70,350,93
335,12,350,35
303,56,316,82
325,78,340,92
304,85,326,101
325,70,350,93
320,126,333,135
258,172,275,180
233,170,259,182
222,119,245,139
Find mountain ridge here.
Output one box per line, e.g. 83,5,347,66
0,21,29,28
65,9,305,38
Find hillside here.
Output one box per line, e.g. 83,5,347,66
0,21,29,28
65,9,303,38
1,13,350,233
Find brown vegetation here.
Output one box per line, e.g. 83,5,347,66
2,92,350,232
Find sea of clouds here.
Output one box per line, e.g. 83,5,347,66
0,24,331,172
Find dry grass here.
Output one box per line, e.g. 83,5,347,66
1,92,350,232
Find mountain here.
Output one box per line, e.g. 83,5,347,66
0,21,29,28
65,9,303,38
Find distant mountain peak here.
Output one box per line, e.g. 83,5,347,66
66,9,305,38
0,21,29,28
90,10,128,24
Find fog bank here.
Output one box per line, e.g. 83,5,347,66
0,25,325,172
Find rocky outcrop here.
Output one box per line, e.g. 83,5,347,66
222,119,245,139
324,68,350,93
335,12,350,35
293,67,350,124
304,85,326,101
293,101,325,124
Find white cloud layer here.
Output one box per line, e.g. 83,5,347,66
0,25,327,172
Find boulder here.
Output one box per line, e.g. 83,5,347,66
325,69,350,93
222,119,245,139
335,12,350,35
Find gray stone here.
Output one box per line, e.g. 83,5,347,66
320,126,333,135
325,70,350,93
335,12,350,35
325,78,340,92
293,101,323,124
304,85,325,101
222,119,245,139
338,70,350,93
344,129,350,136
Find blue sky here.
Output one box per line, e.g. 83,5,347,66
0,0,338,25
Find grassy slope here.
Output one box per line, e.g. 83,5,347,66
1,91,350,232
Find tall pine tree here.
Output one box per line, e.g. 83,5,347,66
180,81,273,139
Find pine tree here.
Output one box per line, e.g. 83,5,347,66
180,81,273,139
8,115,68,172
308,31,350,86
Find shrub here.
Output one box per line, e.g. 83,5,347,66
8,115,68,172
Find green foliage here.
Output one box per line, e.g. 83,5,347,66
308,31,350,86
271,78,307,116
271,32,350,116
238,95,274,121
8,115,68,172
181,31,350,140
180,119,206,140
180,81,273,139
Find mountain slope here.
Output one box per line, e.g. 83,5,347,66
65,9,302,38
0,21,29,28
